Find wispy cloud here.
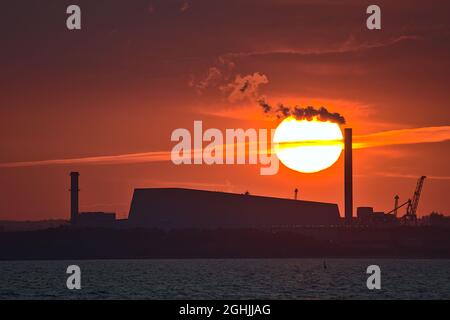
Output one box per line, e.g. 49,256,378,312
135,178,235,191
189,35,419,103
0,125,448,169
354,126,450,149
222,35,422,59
0,151,171,168
357,172,450,181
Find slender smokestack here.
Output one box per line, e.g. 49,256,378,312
394,195,399,217
70,172,79,224
344,128,353,224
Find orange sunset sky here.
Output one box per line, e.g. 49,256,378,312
0,0,449,220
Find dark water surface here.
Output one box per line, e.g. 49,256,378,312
1,259,449,299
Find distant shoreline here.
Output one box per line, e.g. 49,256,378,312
2,257,450,262
1,226,450,260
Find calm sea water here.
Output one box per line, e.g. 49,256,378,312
0,259,449,300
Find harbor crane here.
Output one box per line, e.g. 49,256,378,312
386,176,426,224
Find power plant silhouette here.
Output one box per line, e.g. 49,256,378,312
69,170,341,228
2,129,449,261
68,129,426,229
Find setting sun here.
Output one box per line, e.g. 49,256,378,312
273,117,344,173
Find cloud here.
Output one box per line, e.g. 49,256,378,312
136,178,234,190
222,35,422,59
220,73,269,103
1,126,448,169
0,151,171,169
188,56,235,95
356,171,450,181
354,126,450,149
189,67,223,94
189,57,268,104
368,172,450,181
189,34,419,106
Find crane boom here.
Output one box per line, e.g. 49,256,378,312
403,176,426,224
408,176,426,217
386,176,426,225
385,199,409,215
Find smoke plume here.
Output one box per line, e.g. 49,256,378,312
258,99,346,124
221,73,269,103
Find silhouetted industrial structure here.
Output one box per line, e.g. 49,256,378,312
356,176,427,226
394,195,399,217
344,128,353,224
128,188,341,229
357,207,397,226
384,176,426,224
70,172,79,224
69,172,116,227
66,125,430,231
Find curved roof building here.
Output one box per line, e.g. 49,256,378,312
128,188,341,229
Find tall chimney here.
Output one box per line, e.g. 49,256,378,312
344,128,353,224
394,195,399,217
70,172,79,224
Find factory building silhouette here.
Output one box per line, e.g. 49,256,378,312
127,188,340,228
128,131,352,229
69,172,341,228
68,129,354,228
68,128,424,229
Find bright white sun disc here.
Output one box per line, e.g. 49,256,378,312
273,117,343,173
